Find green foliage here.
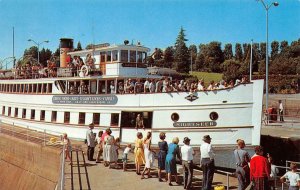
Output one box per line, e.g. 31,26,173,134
190,71,223,86
173,27,189,73
76,41,83,51
221,59,242,82
164,46,174,68
235,43,243,61
223,43,233,60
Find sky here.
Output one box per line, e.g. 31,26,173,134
0,0,299,68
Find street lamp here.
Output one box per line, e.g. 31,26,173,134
28,39,49,65
258,0,279,112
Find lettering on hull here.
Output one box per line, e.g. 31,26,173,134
52,95,118,105
173,121,217,127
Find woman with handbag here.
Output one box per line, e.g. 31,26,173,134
234,139,251,190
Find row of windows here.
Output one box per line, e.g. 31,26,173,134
1,106,119,126
0,83,52,94
99,50,146,63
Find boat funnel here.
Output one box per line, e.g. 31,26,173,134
60,38,73,68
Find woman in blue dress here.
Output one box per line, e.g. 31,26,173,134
165,137,181,186
157,132,168,182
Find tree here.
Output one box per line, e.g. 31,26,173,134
163,46,174,68
280,41,288,52
223,43,233,60
235,43,243,62
271,41,279,59
221,59,242,82
76,41,83,51
243,43,250,61
152,48,164,67
173,27,189,73
205,41,224,72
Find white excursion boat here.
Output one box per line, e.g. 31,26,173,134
0,38,264,168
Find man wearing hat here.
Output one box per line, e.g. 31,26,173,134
181,137,195,190
200,135,215,190
86,123,96,161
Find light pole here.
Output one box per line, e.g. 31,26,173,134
28,39,49,65
258,0,279,111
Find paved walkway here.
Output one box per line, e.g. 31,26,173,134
64,143,238,190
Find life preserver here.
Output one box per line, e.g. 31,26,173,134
79,65,89,77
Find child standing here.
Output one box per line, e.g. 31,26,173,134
280,162,300,190
115,137,121,160
122,144,132,171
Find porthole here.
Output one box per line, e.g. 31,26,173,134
171,113,179,122
210,112,219,121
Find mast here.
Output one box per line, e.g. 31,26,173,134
13,27,15,68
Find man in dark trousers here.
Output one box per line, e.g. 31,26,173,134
200,135,215,190
86,123,96,161
279,100,284,122
181,137,195,190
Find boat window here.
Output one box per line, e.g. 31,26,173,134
13,84,16,92
14,108,18,117
130,50,136,62
64,112,70,124
16,84,20,92
137,51,143,63
40,110,45,121
171,113,180,122
31,109,35,120
22,109,26,119
98,81,106,94
48,83,52,93
42,83,47,93
120,111,153,129
90,80,97,94
100,52,106,63
28,84,32,93
32,84,37,93
2,106,5,115
210,112,219,121
121,50,128,62
20,84,24,93
143,52,147,63
111,113,119,126
112,50,118,61
8,107,11,116
37,84,41,93
79,112,85,124
93,113,100,125
52,111,57,122
24,84,28,93
106,51,112,62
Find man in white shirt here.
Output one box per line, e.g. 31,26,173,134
279,100,284,122
86,123,96,161
181,137,195,190
200,135,215,190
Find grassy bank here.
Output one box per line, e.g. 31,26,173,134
190,71,223,86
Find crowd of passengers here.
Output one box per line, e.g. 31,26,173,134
69,76,249,94
14,54,95,79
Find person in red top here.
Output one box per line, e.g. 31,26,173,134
250,146,271,190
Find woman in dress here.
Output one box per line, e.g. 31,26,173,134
165,137,181,186
141,132,152,179
63,133,72,162
134,132,145,175
157,132,168,182
103,128,118,169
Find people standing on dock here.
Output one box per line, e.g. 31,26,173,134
86,123,96,161
134,132,145,175
234,139,251,190
267,155,279,190
181,137,195,190
122,143,131,171
157,132,168,182
278,100,284,122
63,133,72,162
141,132,153,179
200,135,215,190
250,146,270,190
95,130,104,163
103,128,119,169
165,137,181,186
280,162,300,190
